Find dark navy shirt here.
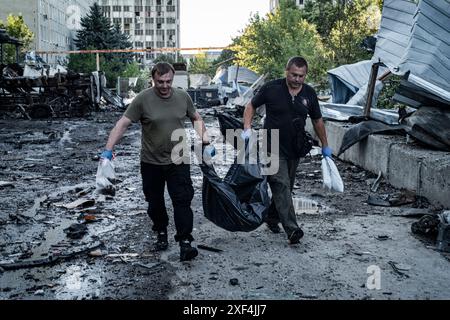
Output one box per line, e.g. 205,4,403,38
251,78,322,159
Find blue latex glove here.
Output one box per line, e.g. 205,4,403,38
322,146,333,158
100,150,113,161
241,129,252,141
203,145,216,158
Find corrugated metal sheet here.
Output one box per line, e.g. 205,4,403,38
374,0,417,69
328,60,374,93
227,66,259,85
374,0,450,102
328,60,387,105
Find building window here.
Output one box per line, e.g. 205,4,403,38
145,29,154,35
124,6,130,11
124,18,133,24
113,18,122,25
135,41,144,47
156,29,164,35
166,17,176,24
156,17,164,24
156,41,164,48
112,6,122,12
166,5,175,12
145,41,154,48
135,30,144,35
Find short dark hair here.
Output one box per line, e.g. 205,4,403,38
151,62,175,78
286,56,308,71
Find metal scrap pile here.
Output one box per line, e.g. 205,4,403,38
0,28,126,119
0,64,100,119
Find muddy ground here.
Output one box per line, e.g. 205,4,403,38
1,108,449,301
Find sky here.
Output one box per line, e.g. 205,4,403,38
180,0,271,49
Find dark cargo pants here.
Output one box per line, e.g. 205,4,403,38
266,158,300,236
141,162,195,242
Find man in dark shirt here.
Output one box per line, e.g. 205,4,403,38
242,56,332,245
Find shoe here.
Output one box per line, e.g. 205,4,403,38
180,240,198,261
288,228,304,245
155,231,168,251
266,222,281,234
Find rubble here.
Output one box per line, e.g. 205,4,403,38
0,242,103,271
1,31,125,119
0,65,100,119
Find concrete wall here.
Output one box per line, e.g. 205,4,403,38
307,120,450,208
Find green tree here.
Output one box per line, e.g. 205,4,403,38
153,53,176,64
328,0,382,65
211,48,237,69
233,0,331,86
74,3,131,52
68,3,133,86
0,15,34,64
134,68,151,92
299,0,340,39
67,50,96,74
122,61,141,78
188,53,214,77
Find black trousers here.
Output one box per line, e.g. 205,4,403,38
141,162,195,242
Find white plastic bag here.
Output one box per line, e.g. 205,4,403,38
321,157,344,193
95,158,116,195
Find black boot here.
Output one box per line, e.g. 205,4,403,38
179,240,198,261
155,231,168,251
288,228,304,245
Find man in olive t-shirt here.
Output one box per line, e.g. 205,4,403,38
100,62,215,262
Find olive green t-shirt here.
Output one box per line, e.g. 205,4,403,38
124,87,196,165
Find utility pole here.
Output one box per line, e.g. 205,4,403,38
96,52,100,71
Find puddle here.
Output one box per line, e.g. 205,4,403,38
23,195,48,218
54,262,103,300
28,218,74,260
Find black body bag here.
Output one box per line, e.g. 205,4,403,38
199,113,270,232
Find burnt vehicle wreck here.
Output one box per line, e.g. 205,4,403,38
0,29,104,119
